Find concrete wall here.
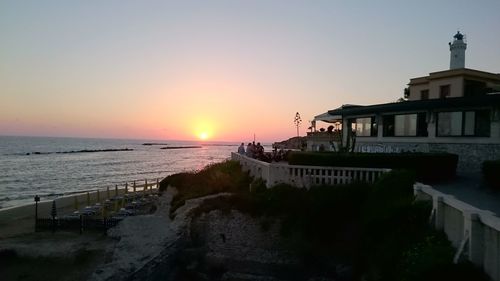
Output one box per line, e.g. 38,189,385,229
414,183,500,281
430,76,464,99
408,76,464,100
409,83,429,101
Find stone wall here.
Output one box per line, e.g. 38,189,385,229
429,143,500,173
355,141,500,173
188,210,301,279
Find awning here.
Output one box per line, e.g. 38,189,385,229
313,112,342,123
327,95,500,116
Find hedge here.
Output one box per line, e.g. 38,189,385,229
482,160,500,189
288,152,458,182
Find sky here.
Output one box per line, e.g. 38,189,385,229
1,1,499,142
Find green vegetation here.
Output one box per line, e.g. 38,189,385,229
482,160,500,189
181,165,486,280
161,160,486,280
159,160,252,216
288,152,458,182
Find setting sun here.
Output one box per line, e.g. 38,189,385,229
193,118,216,141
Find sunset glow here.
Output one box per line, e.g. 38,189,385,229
1,2,499,142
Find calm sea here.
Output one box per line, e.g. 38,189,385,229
0,136,249,209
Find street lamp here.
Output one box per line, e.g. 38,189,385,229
34,195,40,231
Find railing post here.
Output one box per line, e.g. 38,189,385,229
434,196,445,230
467,213,484,266
115,185,118,197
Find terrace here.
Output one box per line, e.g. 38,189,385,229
231,152,390,188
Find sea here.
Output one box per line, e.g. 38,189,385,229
0,136,260,209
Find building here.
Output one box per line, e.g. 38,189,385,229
307,32,500,173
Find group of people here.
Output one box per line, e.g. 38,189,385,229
238,142,264,159
237,142,289,163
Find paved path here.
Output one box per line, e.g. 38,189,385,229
432,173,500,216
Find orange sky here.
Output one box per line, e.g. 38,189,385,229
2,1,499,142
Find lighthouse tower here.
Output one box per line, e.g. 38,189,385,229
449,31,467,69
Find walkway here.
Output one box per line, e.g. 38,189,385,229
432,173,500,216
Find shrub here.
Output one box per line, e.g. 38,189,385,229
288,152,458,182
159,160,252,215
482,160,500,189
400,231,490,281
172,163,487,280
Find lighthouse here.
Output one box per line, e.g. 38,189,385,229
449,31,467,69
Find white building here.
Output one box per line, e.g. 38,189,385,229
308,32,500,173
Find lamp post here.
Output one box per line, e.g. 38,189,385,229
34,195,40,231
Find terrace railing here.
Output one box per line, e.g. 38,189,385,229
231,152,390,188
414,183,500,281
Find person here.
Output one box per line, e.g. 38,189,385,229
256,142,264,158
246,142,254,158
238,143,245,154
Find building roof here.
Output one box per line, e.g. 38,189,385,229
327,94,500,117
409,68,500,85
313,111,341,123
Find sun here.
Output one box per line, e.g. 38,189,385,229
193,119,215,140
199,132,208,140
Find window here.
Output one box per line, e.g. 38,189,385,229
437,110,490,137
437,112,462,136
463,111,475,135
440,85,450,98
395,114,417,136
420,90,429,100
354,117,377,137
464,80,487,97
383,113,427,137
476,110,491,137
383,115,395,136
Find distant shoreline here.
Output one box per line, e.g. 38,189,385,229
160,146,202,150
23,148,133,156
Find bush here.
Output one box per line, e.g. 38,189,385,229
159,160,252,215
483,160,500,189
288,152,458,182
188,169,490,280
400,231,490,281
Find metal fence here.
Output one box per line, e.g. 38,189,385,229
36,217,121,233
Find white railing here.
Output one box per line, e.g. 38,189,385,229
414,183,500,281
231,152,391,188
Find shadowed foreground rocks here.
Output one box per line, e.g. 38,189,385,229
172,209,351,281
